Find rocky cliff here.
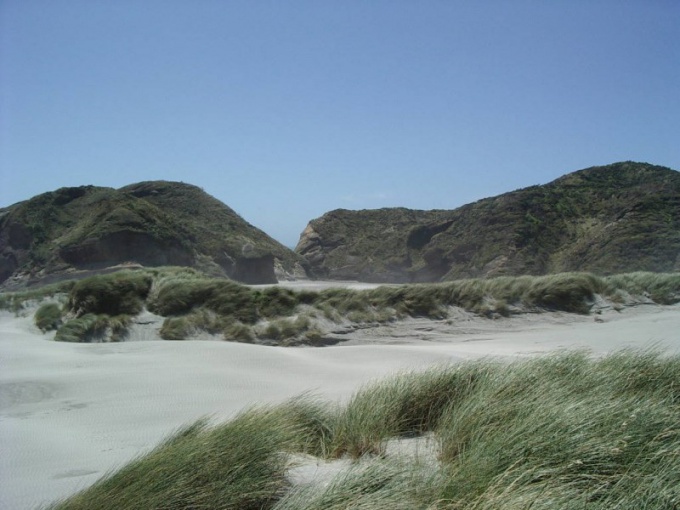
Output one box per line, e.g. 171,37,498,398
296,162,680,282
0,181,308,288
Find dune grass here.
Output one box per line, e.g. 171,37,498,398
46,350,680,509
22,269,680,343
34,302,63,332
54,313,132,342
604,271,680,304
67,270,153,316
0,280,75,314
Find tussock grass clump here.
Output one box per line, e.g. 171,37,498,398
224,321,255,342
435,351,680,507
47,408,297,510
437,272,606,315
68,271,152,316
605,271,680,304
149,278,258,322
159,308,227,340
47,351,680,509
260,316,314,343
34,302,63,331
54,314,108,342
55,313,131,342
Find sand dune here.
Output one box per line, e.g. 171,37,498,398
1,303,679,509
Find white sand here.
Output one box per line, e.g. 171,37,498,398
1,303,679,509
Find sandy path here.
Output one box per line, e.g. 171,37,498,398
1,304,679,509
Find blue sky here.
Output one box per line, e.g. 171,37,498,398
1,1,678,247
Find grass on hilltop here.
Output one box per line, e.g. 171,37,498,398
46,350,680,509
5,267,679,343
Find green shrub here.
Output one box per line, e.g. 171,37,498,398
54,314,108,342
524,272,603,313
54,313,131,342
68,271,152,316
224,322,255,343
34,303,63,331
159,317,191,340
255,287,299,317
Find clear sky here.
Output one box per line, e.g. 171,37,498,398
1,1,678,247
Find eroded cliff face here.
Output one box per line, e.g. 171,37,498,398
0,182,308,289
295,208,453,282
295,162,680,282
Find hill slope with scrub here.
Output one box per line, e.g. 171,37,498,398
0,181,307,288
296,162,680,282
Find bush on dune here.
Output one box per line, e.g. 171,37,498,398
25,269,680,342
54,313,131,342
34,302,63,331
68,271,152,316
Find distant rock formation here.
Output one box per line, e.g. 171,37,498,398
0,181,308,289
296,162,680,282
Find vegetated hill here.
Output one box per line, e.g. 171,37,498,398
0,181,307,289
296,162,680,282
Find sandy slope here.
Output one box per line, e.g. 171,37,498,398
1,303,679,509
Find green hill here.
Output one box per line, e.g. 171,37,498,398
0,181,307,288
296,162,680,282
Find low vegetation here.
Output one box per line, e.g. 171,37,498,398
34,302,63,332
0,280,74,314
46,350,680,509
5,267,679,343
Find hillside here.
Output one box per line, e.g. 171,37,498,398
0,181,307,288
296,162,680,282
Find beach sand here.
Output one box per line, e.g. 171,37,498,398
1,297,678,509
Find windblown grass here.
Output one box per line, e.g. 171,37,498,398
435,350,680,508
46,351,680,509
604,271,680,304
0,280,74,314
329,365,480,458
34,302,63,332
47,408,296,510
55,313,131,342
67,270,152,316
26,269,680,342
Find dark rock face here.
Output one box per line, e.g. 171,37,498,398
58,231,195,270
232,254,277,284
296,162,680,282
0,181,307,288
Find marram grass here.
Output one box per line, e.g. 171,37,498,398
14,268,680,342
46,350,680,509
